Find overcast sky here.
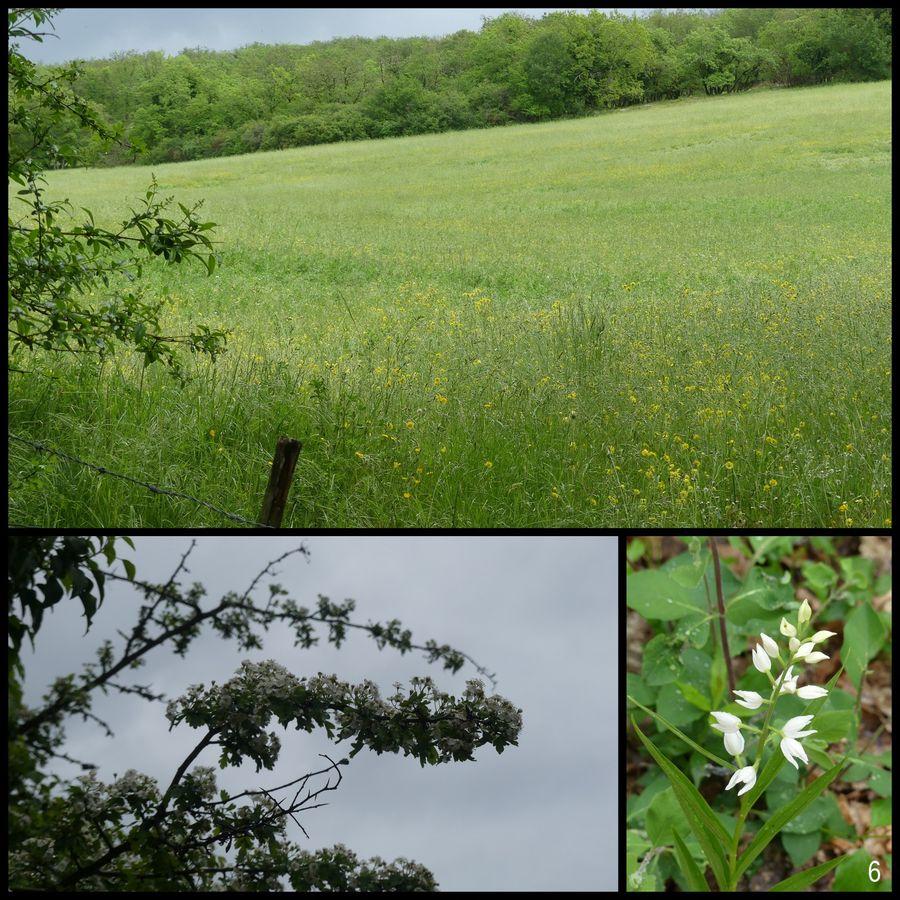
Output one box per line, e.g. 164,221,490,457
20,7,656,63
21,536,617,891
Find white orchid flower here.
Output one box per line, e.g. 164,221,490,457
803,651,829,664
778,665,798,694
779,617,796,638
710,710,745,756
780,715,817,769
792,641,815,660
788,636,800,653
759,632,779,658
810,630,837,644
798,599,812,624
751,644,771,673
725,765,757,797
733,689,765,710
796,685,828,700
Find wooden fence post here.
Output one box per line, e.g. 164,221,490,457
259,437,301,528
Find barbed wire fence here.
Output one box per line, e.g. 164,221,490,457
8,432,302,529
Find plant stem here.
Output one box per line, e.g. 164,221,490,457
728,661,791,888
708,538,734,695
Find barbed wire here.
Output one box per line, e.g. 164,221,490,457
8,432,273,529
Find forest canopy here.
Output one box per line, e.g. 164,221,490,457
11,7,892,167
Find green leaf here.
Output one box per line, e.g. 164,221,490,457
781,829,822,867
840,556,875,592
676,681,711,711
627,569,705,620
642,634,682,686
832,850,891,891
769,853,845,891
628,696,736,770
123,559,136,581
727,568,793,625
626,672,656,707
801,561,838,600
631,717,731,889
646,786,682,845
735,761,846,880
656,682,707,725
810,709,854,743
672,828,709,891
843,601,887,688
781,794,832,834
871,797,891,828
627,539,646,563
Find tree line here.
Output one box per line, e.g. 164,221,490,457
12,7,894,167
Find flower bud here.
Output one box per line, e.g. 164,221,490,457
789,637,800,653
733,690,764,710
798,599,812,624
810,630,836,644
796,685,828,700
751,644,771,673
760,632,779,658
780,617,796,638
803,651,829,664
793,641,815,660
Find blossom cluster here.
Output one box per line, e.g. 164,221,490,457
708,599,836,796
165,660,522,772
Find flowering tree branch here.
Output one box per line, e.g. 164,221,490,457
9,538,521,891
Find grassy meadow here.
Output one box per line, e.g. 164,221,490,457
8,81,892,527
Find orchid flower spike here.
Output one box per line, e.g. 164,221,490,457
725,765,757,797
710,711,745,756
733,689,765,710
780,715,817,769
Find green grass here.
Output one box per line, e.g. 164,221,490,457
8,81,892,527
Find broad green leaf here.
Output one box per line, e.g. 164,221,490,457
781,794,832,834
810,709,854,743
832,850,891,891
626,672,656,707
627,539,646,564
628,696,736,770
123,558,137,581
642,634,682,686
627,569,705,620
781,829,822,866
801,561,837,600
656,682,707,726
626,771,669,823
735,761,845,880
843,601,887,688
646,786,683,845
672,828,709,892
727,568,793,626
839,556,875,592
631,718,731,889
676,681,711,711
770,853,845,891
871,798,891,827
